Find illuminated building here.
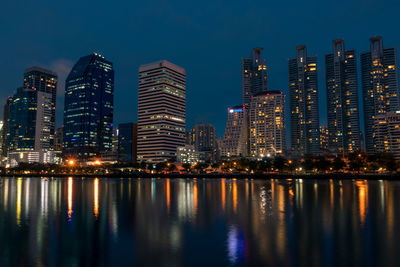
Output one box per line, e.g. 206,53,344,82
249,91,286,158
374,111,400,159
63,53,114,161
242,48,267,107
5,87,53,165
54,127,63,151
118,123,137,163
326,39,361,153
222,106,248,158
289,45,320,156
176,145,203,164
319,125,329,152
190,124,217,162
23,67,57,149
137,60,186,163
1,97,12,161
361,37,399,153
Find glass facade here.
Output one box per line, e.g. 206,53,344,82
63,53,114,160
118,123,137,163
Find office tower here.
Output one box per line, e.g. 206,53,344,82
326,39,361,154
319,125,329,152
118,123,138,163
177,144,202,164
63,53,114,160
137,60,186,163
221,106,248,158
289,46,320,156
374,111,400,159
361,37,400,153
6,87,52,165
249,91,286,158
24,67,57,149
242,48,267,106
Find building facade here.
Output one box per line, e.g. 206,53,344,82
5,87,53,165
190,124,217,162
289,46,320,156
176,144,203,164
23,67,57,149
118,123,138,163
361,37,400,153
326,39,361,154
242,48,267,106
222,106,248,158
63,53,114,160
249,91,286,158
137,60,186,163
374,111,400,159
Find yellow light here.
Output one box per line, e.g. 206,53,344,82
94,160,101,165
68,159,75,166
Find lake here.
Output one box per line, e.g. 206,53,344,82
0,177,399,266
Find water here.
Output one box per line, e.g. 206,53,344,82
0,177,399,266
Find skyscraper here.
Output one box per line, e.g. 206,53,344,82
137,60,186,163
222,106,248,158
325,39,361,154
242,48,267,106
249,91,286,158
6,87,52,165
23,67,57,149
63,53,114,160
289,46,320,156
374,111,400,160
118,123,138,163
361,37,400,153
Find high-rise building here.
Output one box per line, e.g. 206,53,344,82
361,37,400,153
319,125,329,152
190,124,217,163
118,123,138,163
6,87,53,165
221,106,248,158
289,45,320,156
242,48,267,106
137,60,186,163
63,53,114,160
326,39,361,154
23,67,57,149
249,91,286,158
374,111,400,159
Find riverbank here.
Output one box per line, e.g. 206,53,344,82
2,172,400,180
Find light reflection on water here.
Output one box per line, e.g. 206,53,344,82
0,177,399,266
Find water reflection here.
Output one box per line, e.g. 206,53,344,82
0,177,399,266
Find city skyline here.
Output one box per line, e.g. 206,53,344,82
1,1,400,137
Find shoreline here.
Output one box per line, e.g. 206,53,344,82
2,172,400,180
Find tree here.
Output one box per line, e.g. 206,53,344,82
273,156,287,172
182,163,191,173
332,157,345,172
315,156,331,172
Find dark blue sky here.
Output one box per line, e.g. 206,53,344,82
1,0,399,137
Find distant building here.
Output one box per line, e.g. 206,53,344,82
6,87,53,165
137,60,186,163
118,123,138,163
24,67,57,149
361,37,400,153
249,91,286,158
326,39,361,153
374,111,400,159
176,145,203,164
1,97,12,162
63,53,114,161
319,125,329,152
242,48,267,107
54,127,63,151
190,124,217,162
222,106,248,158
289,45,320,156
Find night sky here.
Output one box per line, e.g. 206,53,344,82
1,0,399,137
